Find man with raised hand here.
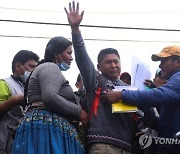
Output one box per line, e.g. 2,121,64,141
65,2,133,154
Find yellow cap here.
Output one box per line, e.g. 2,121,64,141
151,45,180,61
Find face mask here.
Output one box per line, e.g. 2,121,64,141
57,61,70,71
80,86,86,94
20,70,31,83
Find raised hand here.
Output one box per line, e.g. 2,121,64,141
64,1,84,32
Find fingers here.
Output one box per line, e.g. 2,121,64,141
76,2,79,12
64,7,68,14
67,1,80,13
68,1,78,12
81,115,89,127
72,1,75,12
81,11,84,18
69,2,72,12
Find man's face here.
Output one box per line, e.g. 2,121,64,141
23,60,38,72
97,54,121,81
18,59,38,76
159,57,180,79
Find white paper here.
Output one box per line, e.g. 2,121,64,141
131,56,152,90
113,86,138,91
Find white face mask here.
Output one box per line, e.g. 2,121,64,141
20,66,31,83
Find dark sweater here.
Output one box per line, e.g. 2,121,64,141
72,32,134,151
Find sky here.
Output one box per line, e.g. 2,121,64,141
0,0,180,90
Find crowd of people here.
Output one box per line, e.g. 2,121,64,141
0,1,180,154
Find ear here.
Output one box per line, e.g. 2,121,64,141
54,53,62,63
97,64,100,71
15,62,21,71
54,53,59,61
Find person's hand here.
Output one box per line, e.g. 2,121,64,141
0,95,25,116
144,79,156,88
79,109,89,126
64,1,84,32
102,91,122,104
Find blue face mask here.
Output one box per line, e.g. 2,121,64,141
57,61,70,71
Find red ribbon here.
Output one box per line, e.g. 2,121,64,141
89,87,102,119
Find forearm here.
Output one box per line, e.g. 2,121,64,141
72,32,97,91
121,86,179,107
0,97,19,116
121,90,157,107
71,26,80,34
44,94,82,118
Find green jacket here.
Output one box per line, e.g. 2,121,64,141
0,79,11,103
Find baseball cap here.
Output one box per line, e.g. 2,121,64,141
151,45,180,61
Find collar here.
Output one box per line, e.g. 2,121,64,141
167,69,180,79
11,75,24,86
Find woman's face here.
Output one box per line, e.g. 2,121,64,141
56,45,73,65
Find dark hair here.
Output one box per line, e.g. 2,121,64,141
170,55,180,62
120,72,131,81
44,36,72,62
97,48,120,64
12,50,39,73
76,73,82,82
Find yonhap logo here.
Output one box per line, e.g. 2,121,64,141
139,133,153,149
139,133,180,149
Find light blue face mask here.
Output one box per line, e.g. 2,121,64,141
20,70,31,83
57,61,70,71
